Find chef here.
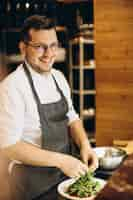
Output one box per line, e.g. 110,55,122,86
0,15,98,200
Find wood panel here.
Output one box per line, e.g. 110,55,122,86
96,69,133,83
96,130,133,146
94,0,133,146
96,60,133,69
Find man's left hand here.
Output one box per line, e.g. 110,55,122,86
80,143,99,171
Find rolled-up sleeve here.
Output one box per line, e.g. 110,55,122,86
0,80,25,148
67,103,80,125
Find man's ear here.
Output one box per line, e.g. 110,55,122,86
19,41,26,56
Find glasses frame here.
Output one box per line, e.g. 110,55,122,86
24,41,59,53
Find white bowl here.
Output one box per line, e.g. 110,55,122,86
57,178,106,200
93,147,126,170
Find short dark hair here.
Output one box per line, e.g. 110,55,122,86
20,15,56,42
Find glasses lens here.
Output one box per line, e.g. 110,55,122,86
50,43,59,51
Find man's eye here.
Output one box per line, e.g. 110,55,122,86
35,45,42,49
51,44,56,48
51,44,58,49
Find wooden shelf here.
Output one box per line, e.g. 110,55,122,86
56,26,67,32
70,37,95,45
71,64,96,69
6,54,24,64
81,108,95,119
72,90,96,95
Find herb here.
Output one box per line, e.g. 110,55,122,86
67,172,101,198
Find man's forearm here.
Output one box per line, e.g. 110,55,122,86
1,141,64,169
69,119,90,148
69,119,91,149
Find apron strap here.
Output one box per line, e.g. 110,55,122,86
23,62,49,147
51,74,66,99
23,62,41,107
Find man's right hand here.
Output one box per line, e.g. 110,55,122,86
58,154,89,178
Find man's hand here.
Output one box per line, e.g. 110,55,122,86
80,143,98,171
69,119,98,172
58,154,89,178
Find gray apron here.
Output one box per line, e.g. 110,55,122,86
11,63,72,200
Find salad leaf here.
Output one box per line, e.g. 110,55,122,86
67,171,101,198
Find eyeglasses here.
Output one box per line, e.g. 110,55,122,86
25,41,59,53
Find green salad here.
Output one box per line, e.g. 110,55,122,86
67,172,101,198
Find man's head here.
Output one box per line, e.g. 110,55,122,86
19,15,59,73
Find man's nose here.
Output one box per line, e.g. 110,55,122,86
43,46,53,55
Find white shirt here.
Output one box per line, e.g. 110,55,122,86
0,63,79,148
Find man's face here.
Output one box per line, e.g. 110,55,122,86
22,28,58,73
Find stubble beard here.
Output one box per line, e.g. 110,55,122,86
26,57,54,74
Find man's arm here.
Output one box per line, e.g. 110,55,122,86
69,119,91,148
69,119,98,170
57,72,98,169
1,141,89,178
1,141,62,167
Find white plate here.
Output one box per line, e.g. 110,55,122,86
57,177,106,200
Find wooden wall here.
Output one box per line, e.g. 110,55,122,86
94,0,133,146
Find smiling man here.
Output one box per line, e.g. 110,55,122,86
0,15,98,200
21,28,58,73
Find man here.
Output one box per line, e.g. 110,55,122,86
0,15,98,199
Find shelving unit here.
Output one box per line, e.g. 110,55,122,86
69,35,96,134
